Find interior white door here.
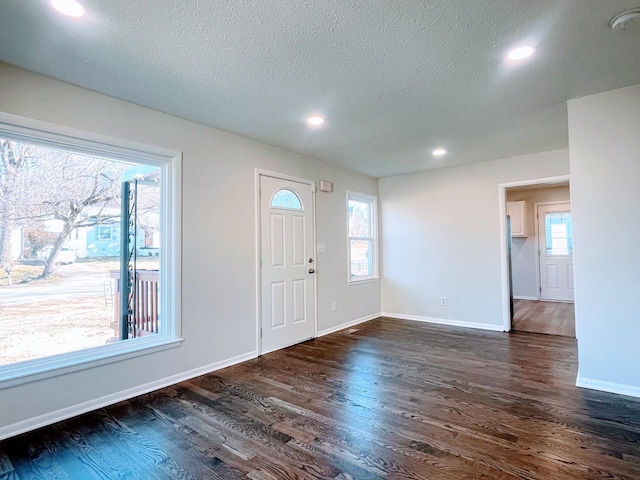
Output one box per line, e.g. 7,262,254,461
260,175,315,354
538,202,574,302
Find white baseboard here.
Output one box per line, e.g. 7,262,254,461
576,374,640,399
381,312,504,332
0,350,257,441
513,295,539,301
317,313,380,337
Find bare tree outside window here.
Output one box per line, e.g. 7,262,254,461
0,137,161,366
0,140,30,282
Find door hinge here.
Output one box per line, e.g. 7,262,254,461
311,183,317,193
260,328,263,338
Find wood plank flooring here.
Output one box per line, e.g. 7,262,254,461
512,299,575,337
2,317,640,479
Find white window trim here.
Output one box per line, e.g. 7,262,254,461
0,112,182,389
347,190,380,284
97,225,113,240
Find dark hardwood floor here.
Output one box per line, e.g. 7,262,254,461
2,317,640,479
512,299,575,337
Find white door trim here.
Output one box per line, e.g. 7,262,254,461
498,175,570,332
254,169,317,356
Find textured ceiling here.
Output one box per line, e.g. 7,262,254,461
0,1,639,178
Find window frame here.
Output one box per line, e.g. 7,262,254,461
346,190,379,284
0,112,182,389
545,212,573,256
270,188,304,210
97,225,113,240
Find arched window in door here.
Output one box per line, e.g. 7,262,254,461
271,189,303,210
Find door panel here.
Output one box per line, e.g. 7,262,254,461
538,203,574,302
270,215,285,267
546,265,558,288
270,282,285,328
260,175,315,353
292,279,306,323
292,215,305,266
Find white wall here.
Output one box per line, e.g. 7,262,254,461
506,185,571,299
569,84,640,396
0,63,380,435
380,150,569,329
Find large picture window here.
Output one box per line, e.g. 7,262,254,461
347,191,379,283
0,116,181,387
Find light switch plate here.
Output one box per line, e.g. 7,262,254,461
317,243,326,254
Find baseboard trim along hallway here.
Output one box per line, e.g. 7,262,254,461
381,312,504,332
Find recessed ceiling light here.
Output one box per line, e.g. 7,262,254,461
432,148,447,157
507,46,535,61
51,0,85,17
306,115,325,127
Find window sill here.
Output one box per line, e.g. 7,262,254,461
348,276,380,285
0,337,183,390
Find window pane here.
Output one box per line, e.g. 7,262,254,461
545,212,573,255
0,137,161,366
97,226,112,240
348,200,370,237
350,239,372,276
271,189,302,210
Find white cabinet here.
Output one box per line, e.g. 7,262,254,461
507,201,527,237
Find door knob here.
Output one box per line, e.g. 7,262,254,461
309,268,315,274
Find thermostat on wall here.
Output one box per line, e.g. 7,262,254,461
319,180,333,192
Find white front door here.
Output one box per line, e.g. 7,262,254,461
260,175,315,354
538,202,574,302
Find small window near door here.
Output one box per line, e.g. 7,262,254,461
271,189,302,210
545,212,573,255
347,191,379,283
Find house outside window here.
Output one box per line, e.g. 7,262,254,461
347,191,379,283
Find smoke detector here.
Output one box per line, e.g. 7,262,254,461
610,8,640,31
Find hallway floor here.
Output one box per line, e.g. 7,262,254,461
513,299,575,337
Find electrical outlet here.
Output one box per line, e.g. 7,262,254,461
440,297,447,306
332,301,337,312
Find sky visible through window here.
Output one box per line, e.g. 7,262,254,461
271,189,302,210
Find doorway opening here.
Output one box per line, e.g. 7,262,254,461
500,177,575,338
